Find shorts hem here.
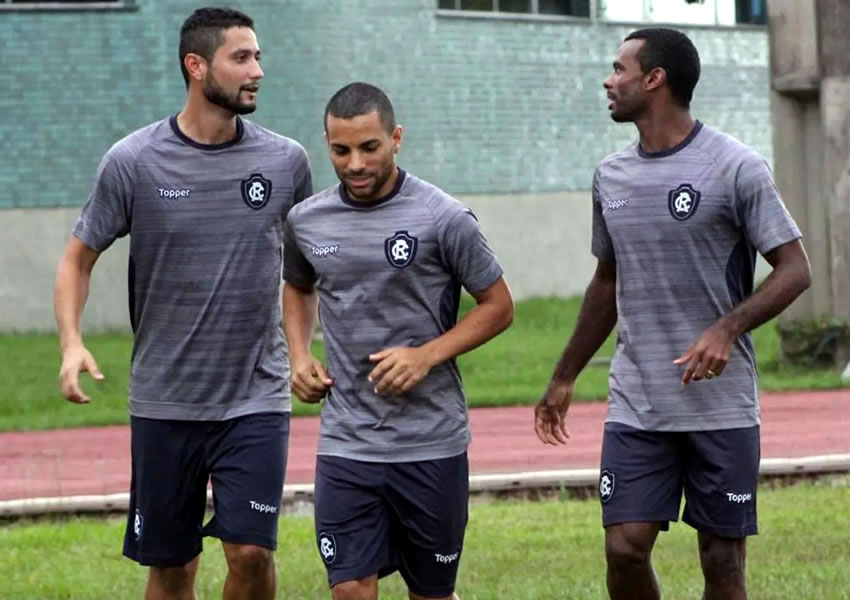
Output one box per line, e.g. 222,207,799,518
328,562,397,588
683,516,758,538
405,582,458,598
602,513,678,529
205,530,278,551
123,547,202,568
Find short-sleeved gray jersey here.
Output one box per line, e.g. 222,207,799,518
283,170,503,462
592,122,801,431
73,116,312,421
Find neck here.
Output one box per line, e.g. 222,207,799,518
634,106,695,154
176,91,240,145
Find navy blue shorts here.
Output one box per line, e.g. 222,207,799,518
123,412,289,567
599,422,759,538
314,453,469,598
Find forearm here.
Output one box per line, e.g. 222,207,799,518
54,258,90,352
283,283,317,360
421,297,513,367
552,275,617,383
719,258,811,338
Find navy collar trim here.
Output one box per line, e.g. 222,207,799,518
638,120,703,159
169,114,245,151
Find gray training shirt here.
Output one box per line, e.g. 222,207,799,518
74,116,312,421
592,121,801,432
284,170,504,462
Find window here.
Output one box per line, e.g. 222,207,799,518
736,0,766,25
0,0,133,10
438,0,591,17
597,0,766,26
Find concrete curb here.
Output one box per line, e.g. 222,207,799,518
2,454,849,518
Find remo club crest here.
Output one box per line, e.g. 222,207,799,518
384,231,418,268
241,173,272,210
668,183,701,221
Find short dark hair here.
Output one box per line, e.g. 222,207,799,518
324,82,397,135
624,28,701,108
179,7,254,87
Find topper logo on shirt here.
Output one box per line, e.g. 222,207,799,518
668,183,701,221
241,173,272,210
384,231,418,268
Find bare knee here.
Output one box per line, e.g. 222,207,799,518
699,535,746,582
223,543,274,580
332,577,378,600
605,523,658,572
149,557,199,596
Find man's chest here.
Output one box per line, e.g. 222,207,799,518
131,156,295,236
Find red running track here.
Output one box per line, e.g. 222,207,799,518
1,390,847,502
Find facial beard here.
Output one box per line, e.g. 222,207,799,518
608,95,643,123
203,73,257,115
340,160,396,201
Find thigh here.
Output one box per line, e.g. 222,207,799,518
386,452,469,599
123,416,209,567
600,422,684,529
682,426,759,537
314,455,395,588
202,412,290,550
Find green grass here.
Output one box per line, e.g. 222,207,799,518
1,296,843,432
1,479,849,599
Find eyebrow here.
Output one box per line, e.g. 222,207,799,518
330,139,379,149
231,48,261,57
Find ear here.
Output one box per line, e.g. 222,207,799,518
183,53,207,84
392,125,403,153
644,66,666,93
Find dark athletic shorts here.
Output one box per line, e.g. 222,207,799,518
314,452,469,598
599,422,759,538
123,412,289,567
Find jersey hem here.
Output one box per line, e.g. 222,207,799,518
316,440,469,463
605,409,760,432
129,398,290,421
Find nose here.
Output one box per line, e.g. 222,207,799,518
348,151,365,172
603,74,613,90
252,58,264,80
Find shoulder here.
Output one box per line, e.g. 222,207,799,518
692,124,767,172
102,118,171,170
595,142,639,182
242,120,309,164
405,173,470,223
288,184,338,223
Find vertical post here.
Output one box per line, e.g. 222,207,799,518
816,0,850,365
767,0,850,368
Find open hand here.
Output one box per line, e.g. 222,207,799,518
59,345,104,404
534,380,573,445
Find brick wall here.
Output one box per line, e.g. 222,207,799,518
0,0,770,208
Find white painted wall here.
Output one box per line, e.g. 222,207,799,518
0,195,771,332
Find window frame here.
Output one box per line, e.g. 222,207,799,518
437,0,767,28
438,0,594,19
0,0,136,12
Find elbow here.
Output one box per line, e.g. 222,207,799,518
498,297,515,333
797,258,813,296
